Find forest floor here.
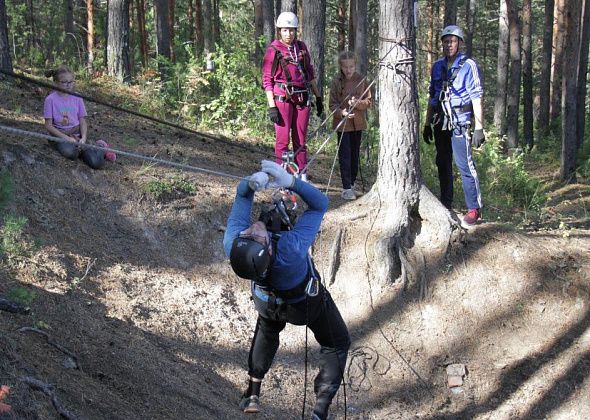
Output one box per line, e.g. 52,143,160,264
1,78,589,420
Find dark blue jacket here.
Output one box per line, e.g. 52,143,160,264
223,178,328,291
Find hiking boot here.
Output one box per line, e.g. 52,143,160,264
341,189,356,200
462,208,481,226
239,394,260,413
96,140,117,162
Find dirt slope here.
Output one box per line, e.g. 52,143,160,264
1,79,589,420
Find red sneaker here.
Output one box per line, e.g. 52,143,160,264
96,140,117,162
462,208,481,226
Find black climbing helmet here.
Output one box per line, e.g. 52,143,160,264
230,236,272,282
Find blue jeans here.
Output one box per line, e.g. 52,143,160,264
433,124,482,210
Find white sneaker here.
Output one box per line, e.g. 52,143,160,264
341,189,356,200
301,173,308,182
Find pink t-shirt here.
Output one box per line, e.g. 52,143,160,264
43,91,87,130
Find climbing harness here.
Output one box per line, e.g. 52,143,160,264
270,42,312,107
437,55,468,130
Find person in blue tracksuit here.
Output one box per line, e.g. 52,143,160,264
223,160,350,420
423,25,485,226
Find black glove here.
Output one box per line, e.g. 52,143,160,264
471,129,485,148
315,97,323,116
422,125,433,144
268,107,281,124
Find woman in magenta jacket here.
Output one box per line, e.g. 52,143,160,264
261,12,323,181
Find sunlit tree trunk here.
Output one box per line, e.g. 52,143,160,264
0,0,12,72
87,0,95,73
302,0,327,94
136,0,148,68
522,0,533,149
576,0,590,150
494,0,509,136
465,0,477,57
444,0,457,26
537,0,554,139
561,0,582,182
550,0,565,123
505,0,521,149
354,0,368,76
107,0,131,83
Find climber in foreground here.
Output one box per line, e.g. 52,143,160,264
223,160,350,420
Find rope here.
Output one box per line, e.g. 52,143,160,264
0,68,269,158
0,123,246,181
294,37,412,175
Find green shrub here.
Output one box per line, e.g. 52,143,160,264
0,215,35,262
6,286,36,306
144,176,196,200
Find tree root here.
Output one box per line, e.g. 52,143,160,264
326,227,343,285
22,376,79,420
18,327,80,370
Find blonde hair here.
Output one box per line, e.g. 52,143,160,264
44,65,73,83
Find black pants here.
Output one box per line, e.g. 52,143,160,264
248,285,350,409
51,141,105,170
337,130,362,190
433,124,453,209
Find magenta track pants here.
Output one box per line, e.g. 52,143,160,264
274,100,311,171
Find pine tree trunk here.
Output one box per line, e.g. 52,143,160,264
302,0,327,94
202,0,213,55
444,0,457,26
366,0,458,286
194,0,204,56
465,0,477,57
347,0,355,51
87,0,95,73
213,0,220,45
354,0,368,76
254,0,263,61
561,0,581,182
154,0,172,76
550,0,565,123
280,0,297,13
494,0,509,136
576,0,590,150
537,0,554,138
338,0,346,52
0,0,12,72
107,0,131,83
505,0,521,149
522,0,534,149
169,0,176,62
262,0,274,47
136,0,148,67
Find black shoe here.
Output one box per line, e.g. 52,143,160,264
239,394,260,413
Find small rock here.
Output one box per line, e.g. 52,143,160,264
63,356,78,370
448,375,463,387
446,363,466,377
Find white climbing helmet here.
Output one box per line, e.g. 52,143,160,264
276,12,299,29
440,25,465,42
